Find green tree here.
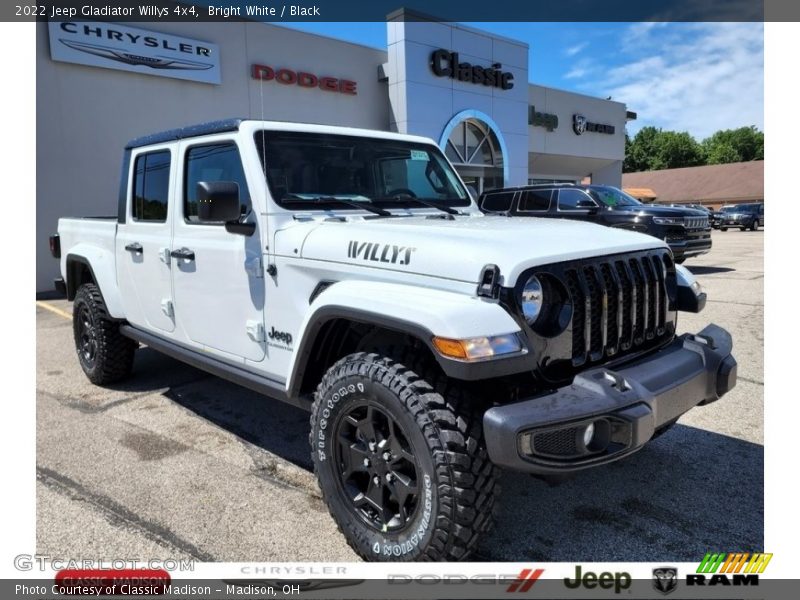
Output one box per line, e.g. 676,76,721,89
701,126,764,164
651,131,705,170
624,127,704,172
624,126,661,172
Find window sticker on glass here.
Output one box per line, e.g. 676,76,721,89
410,149,428,161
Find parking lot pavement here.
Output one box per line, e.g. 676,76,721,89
36,229,763,562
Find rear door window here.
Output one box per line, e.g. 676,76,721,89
481,192,515,212
132,150,171,222
518,189,552,212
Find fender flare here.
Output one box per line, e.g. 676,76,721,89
675,263,706,313
286,280,529,397
65,246,125,319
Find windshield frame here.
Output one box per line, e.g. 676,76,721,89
586,185,642,208
253,130,472,212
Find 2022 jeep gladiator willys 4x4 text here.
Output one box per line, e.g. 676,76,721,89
50,119,737,561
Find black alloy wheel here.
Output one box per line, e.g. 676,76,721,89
334,401,419,532
76,303,98,369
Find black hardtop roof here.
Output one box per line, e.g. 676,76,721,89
125,118,246,150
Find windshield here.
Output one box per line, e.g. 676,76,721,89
587,186,641,207
255,131,470,210
720,206,738,213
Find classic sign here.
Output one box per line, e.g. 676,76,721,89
430,49,514,90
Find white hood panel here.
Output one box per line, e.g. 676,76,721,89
298,214,667,286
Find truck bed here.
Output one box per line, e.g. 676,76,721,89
57,217,118,271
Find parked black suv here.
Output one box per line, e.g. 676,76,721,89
479,184,712,263
718,203,764,231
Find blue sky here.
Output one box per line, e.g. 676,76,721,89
277,22,764,140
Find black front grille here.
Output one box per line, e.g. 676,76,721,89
565,253,669,365
685,216,708,229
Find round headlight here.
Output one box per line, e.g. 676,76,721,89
520,275,544,324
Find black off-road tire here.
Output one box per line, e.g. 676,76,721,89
309,352,498,561
751,219,759,231
73,284,137,385
720,227,728,231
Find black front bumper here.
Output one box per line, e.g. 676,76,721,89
667,230,712,260
483,323,736,474
721,217,753,228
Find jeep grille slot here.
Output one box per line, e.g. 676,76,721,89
564,271,587,367
564,251,672,366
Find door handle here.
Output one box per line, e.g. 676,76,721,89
124,242,143,254
170,248,195,261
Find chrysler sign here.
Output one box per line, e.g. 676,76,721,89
48,22,221,84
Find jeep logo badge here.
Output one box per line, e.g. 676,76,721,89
268,326,292,346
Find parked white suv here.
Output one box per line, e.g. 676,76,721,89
50,119,737,561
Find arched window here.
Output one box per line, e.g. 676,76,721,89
445,119,504,168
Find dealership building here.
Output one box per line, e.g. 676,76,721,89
36,13,635,292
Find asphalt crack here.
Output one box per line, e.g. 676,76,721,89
36,466,216,562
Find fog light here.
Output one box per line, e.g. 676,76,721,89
579,419,611,454
582,422,596,447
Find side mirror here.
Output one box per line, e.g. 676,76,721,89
196,181,241,223
576,198,598,212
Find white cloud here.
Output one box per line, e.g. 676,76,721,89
565,66,588,79
564,42,588,57
592,23,763,140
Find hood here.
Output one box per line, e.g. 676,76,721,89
299,214,666,286
611,205,707,217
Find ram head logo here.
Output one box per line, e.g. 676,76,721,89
573,114,588,135
652,567,678,595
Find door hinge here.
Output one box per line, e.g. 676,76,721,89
245,256,264,278
159,247,171,264
161,299,174,317
246,320,265,342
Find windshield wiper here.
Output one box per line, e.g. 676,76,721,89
281,194,392,217
387,194,461,216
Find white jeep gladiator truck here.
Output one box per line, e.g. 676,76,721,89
51,119,737,561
